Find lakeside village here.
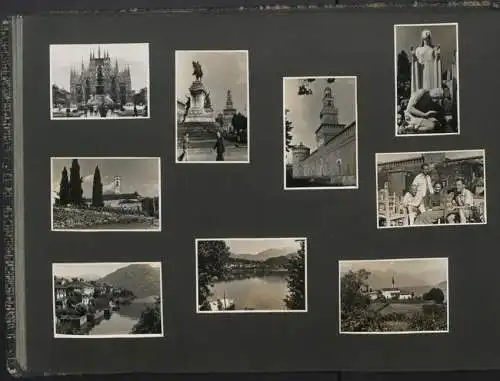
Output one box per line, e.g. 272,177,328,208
198,240,306,312
52,159,159,230
54,277,145,335
341,270,448,333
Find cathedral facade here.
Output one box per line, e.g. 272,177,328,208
290,86,357,186
68,46,133,106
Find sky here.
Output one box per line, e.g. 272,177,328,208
377,150,484,165
225,239,301,255
176,51,248,116
51,158,160,198
340,258,448,285
50,43,149,91
53,262,161,278
284,77,356,155
395,24,458,73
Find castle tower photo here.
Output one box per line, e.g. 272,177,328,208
284,76,358,189
50,43,150,120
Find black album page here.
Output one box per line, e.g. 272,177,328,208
15,7,500,375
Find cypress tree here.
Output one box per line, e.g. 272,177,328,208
69,159,83,206
58,167,70,206
91,165,103,207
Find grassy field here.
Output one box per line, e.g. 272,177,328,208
370,302,424,316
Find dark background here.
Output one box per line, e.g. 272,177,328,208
2,1,500,380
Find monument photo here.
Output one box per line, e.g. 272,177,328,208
53,262,163,338
394,23,459,135
283,76,358,190
376,149,486,228
196,238,307,313
51,157,161,231
175,50,249,163
339,257,449,334
50,43,150,119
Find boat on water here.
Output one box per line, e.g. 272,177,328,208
208,298,235,311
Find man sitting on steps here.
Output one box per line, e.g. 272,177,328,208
403,87,445,133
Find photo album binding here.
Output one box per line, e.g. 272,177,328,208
2,4,498,377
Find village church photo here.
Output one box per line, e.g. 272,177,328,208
284,76,358,190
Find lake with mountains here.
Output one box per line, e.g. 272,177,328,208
205,245,303,311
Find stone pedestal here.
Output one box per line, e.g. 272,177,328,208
184,80,216,124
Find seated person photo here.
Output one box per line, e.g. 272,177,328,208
414,181,446,225
446,178,475,224
401,184,422,225
403,87,445,133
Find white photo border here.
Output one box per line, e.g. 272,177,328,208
338,257,450,335
195,237,308,314
282,75,359,191
393,22,460,137
49,43,151,121
375,149,487,230
50,156,162,232
52,261,164,339
174,50,250,164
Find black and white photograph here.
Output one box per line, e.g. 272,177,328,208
196,238,307,313
175,50,249,163
377,149,486,228
284,76,358,190
51,157,161,232
50,43,149,119
53,262,163,338
395,23,459,136
340,257,449,334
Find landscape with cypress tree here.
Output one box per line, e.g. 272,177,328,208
52,158,160,231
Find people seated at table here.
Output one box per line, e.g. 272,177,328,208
401,184,421,225
446,178,475,224
414,181,446,225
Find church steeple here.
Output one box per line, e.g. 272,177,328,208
320,86,339,125
225,90,234,109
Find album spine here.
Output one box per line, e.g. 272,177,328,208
2,15,27,377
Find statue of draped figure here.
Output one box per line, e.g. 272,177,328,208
410,29,442,93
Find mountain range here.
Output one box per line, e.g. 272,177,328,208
230,247,298,262
98,264,161,298
365,270,447,292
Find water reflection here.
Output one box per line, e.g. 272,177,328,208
210,275,288,310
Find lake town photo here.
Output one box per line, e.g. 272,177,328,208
51,157,161,231
284,76,358,190
376,149,486,228
339,258,449,334
53,262,163,338
175,50,249,163
196,238,307,313
395,23,459,136
50,43,149,119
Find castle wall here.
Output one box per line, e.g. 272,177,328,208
292,123,357,186
377,156,483,196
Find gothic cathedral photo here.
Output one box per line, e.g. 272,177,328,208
283,76,358,190
50,43,150,119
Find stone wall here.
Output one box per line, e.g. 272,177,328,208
292,123,356,186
